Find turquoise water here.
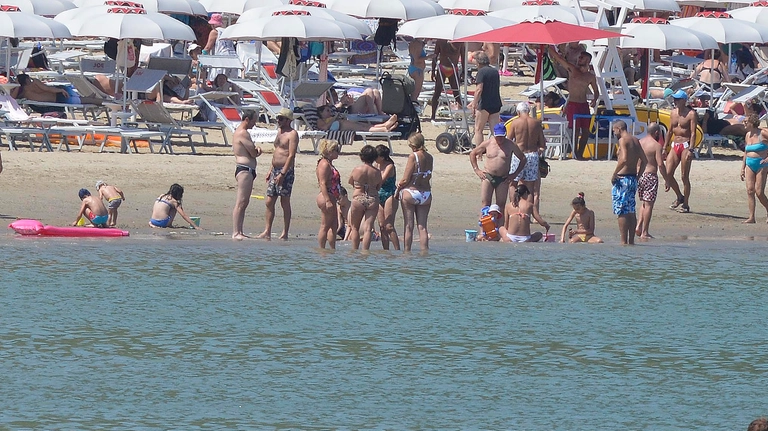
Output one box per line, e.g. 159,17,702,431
0,237,766,430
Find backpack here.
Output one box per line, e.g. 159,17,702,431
374,18,399,50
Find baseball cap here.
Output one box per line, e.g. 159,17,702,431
671,89,688,99
187,43,200,53
95,180,105,189
78,188,90,199
489,204,502,214
493,123,507,137
277,107,294,121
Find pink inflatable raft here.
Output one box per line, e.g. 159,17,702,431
9,219,129,237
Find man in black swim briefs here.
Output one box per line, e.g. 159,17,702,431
470,123,527,214
232,110,262,240
469,51,503,148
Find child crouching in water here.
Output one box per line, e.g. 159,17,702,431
561,192,603,243
72,188,109,227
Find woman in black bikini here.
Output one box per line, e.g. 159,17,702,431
348,145,382,251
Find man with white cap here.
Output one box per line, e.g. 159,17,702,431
469,122,527,213
258,108,298,241
665,88,696,213
506,101,546,219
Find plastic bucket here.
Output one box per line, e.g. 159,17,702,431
190,216,200,227
465,229,478,242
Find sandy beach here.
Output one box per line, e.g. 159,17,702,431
0,74,761,242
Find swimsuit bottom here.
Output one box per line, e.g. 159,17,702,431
672,141,690,159
266,167,295,197
408,64,424,76
329,120,340,131
401,189,431,205
612,174,638,216
107,197,123,209
150,216,172,228
506,233,531,242
565,102,590,129
235,164,257,180
637,172,658,203
745,156,768,174
484,172,509,188
89,214,108,226
439,64,454,79
509,152,540,182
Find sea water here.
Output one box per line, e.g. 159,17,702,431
0,237,766,430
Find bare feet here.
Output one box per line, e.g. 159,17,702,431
256,230,271,240
743,218,756,224
232,233,250,240
639,234,654,239
279,232,289,241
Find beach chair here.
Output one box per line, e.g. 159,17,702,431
0,94,90,151
132,100,207,154
541,113,572,159
229,78,293,124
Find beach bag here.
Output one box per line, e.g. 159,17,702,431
539,157,550,178
374,18,399,49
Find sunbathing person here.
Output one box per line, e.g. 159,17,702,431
11,74,69,114
317,104,398,132
335,88,384,115
149,75,194,105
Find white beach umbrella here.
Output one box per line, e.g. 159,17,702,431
59,7,195,40
0,9,72,38
729,6,768,26
198,0,288,15
221,13,365,41
669,14,768,44
324,0,444,20
489,5,597,24
623,0,679,11
1,0,76,16
438,0,522,11
676,0,748,6
238,6,372,36
398,14,513,40
72,0,207,15
618,22,718,50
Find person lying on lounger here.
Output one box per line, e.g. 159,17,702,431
317,104,398,132
11,74,69,114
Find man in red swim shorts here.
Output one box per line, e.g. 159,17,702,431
549,46,599,160
664,89,697,214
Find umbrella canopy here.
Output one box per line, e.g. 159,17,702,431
221,13,367,40
488,5,597,25
438,0,522,11
453,16,627,44
0,9,72,38
623,0,679,11
398,13,514,40
57,7,195,40
72,0,207,15
324,0,444,20
2,0,75,16
618,22,718,50
238,5,372,36
729,6,768,26
669,15,768,44
198,0,287,15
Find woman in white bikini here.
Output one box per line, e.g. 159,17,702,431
397,133,433,252
348,145,382,251
500,183,549,243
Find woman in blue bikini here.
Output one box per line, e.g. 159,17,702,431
375,144,400,250
740,114,768,223
149,184,201,229
408,39,430,102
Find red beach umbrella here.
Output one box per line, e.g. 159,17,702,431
452,16,628,44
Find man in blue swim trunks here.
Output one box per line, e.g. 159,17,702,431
72,188,109,228
611,120,647,245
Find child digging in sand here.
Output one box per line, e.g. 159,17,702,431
561,192,603,243
96,180,125,227
72,188,109,227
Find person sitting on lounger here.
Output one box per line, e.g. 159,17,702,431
11,74,69,114
150,75,194,105
317,104,398,132
335,88,384,115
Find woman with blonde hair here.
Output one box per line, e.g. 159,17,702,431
397,133,433,252
348,145,382,250
316,139,342,249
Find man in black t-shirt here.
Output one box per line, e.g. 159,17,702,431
469,51,502,148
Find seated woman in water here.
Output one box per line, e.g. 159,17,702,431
560,192,602,243
740,114,768,223
500,183,550,243
149,183,201,229
348,145,382,250
317,104,398,133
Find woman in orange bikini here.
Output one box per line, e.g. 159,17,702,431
348,145,382,251
500,183,549,243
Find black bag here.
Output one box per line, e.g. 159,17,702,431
539,157,550,178
374,18,399,49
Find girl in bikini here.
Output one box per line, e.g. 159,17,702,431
348,145,382,251
149,183,200,229
560,192,602,243
316,139,342,249
398,133,433,252
500,184,549,243
375,144,400,251
740,114,768,223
